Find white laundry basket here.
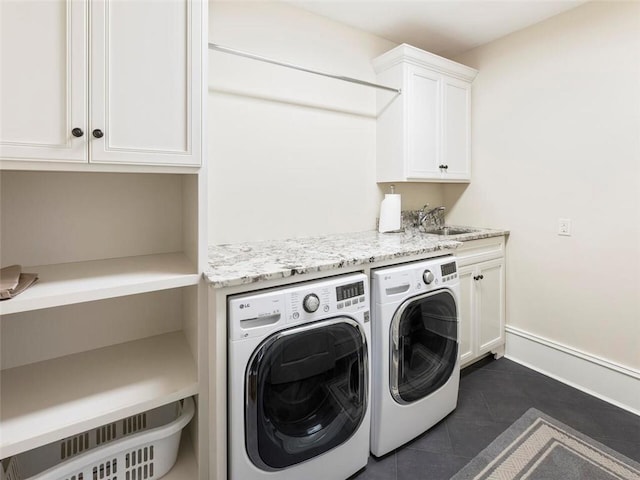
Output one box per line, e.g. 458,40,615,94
3,397,194,480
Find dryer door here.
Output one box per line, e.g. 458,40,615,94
390,289,458,404
246,318,368,470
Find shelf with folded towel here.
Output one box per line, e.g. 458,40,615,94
0,253,199,315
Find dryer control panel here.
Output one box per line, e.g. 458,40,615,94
229,273,369,340
372,255,459,303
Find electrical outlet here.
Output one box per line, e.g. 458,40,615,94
558,218,571,236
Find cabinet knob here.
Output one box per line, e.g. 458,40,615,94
71,128,84,138
92,129,104,139
474,275,484,281
443,165,449,170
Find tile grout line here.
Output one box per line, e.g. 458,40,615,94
394,449,398,480
478,389,496,422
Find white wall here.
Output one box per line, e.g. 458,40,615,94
1,171,184,266
447,1,640,369
208,1,443,244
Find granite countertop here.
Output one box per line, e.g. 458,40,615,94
205,226,508,288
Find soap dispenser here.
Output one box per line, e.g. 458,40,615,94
378,185,401,233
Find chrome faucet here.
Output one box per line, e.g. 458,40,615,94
418,204,446,231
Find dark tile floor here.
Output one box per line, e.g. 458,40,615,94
351,356,640,480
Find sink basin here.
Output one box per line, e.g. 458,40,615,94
424,226,480,236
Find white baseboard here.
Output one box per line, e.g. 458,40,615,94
505,326,640,416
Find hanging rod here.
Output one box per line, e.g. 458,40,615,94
208,43,401,94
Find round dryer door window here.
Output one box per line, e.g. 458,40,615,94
245,318,368,470
390,289,458,404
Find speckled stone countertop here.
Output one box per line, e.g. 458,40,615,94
205,226,508,288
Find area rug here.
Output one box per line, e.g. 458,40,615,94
450,408,640,480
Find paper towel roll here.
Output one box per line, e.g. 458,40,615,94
378,193,401,233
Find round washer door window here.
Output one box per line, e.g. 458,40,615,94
245,318,368,470
390,289,458,404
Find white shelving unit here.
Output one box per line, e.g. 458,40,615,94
0,0,209,477
0,0,210,480
1,332,197,459
0,170,207,477
167,433,199,479
0,253,199,315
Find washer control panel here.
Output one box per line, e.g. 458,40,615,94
229,273,369,340
288,276,367,323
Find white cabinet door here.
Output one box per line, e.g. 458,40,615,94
457,252,505,367
373,45,476,183
406,66,440,179
89,0,202,166
0,0,87,163
442,77,471,180
457,266,475,365
477,258,505,354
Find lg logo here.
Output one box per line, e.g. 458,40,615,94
239,303,250,309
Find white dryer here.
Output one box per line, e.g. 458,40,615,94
370,256,460,457
228,273,371,480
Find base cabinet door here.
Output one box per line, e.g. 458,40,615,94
458,266,476,365
477,259,505,354
458,257,506,367
0,0,87,163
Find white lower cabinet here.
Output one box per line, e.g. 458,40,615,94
457,237,506,367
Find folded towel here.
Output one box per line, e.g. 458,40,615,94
0,265,38,300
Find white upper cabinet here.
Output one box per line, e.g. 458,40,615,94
0,0,202,169
373,44,477,183
0,0,88,163
442,76,472,179
90,0,201,166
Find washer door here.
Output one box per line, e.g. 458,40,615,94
246,318,368,470
390,289,458,404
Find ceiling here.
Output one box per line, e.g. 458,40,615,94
287,0,589,57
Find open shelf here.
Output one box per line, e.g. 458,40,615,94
0,331,198,458
165,432,198,479
0,253,199,315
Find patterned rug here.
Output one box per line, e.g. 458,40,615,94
451,408,640,480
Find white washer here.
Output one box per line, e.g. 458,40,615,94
370,256,460,457
228,273,371,480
